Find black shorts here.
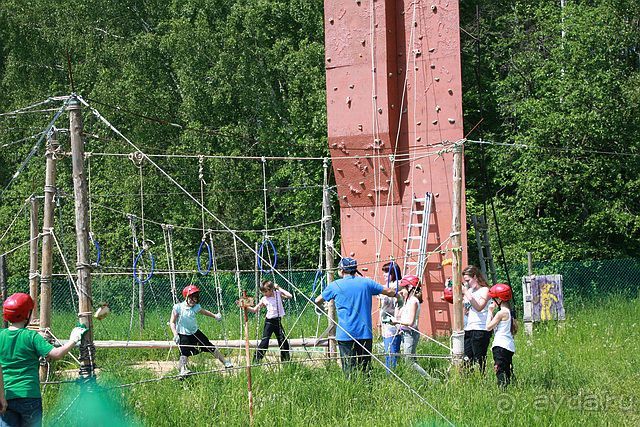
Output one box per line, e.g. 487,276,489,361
177,329,217,357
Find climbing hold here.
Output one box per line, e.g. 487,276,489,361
448,118,456,124
432,120,438,125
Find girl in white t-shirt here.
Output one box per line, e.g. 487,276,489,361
394,275,429,377
247,281,292,363
462,265,492,373
486,283,517,388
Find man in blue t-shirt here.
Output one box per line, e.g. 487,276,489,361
315,257,396,376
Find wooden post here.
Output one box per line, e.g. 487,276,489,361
450,143,465,367
39,130,59,337
0,255,8,329
523,252,534,335
322,159,337,359
28,195,40,323
241,290,254,426
68,95,96,378
39,130,59,381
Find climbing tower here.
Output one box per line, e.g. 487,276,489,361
324,0,467,335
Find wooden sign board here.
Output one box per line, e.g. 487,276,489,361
528,275,566,321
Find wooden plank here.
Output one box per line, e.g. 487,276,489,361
55,337,330,349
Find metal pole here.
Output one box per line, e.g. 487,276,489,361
0,255,7,329
322,159,337,359
68,95,95,378
29,195,40,323
40,130,59,337
450,143,465,367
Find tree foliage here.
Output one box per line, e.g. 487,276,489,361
1,0,639,279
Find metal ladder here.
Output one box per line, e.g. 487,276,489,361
403,193,433,277
472,214,497,284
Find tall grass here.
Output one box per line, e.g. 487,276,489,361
42,298,639,426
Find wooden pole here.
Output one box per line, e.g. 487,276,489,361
241,290,254,426
28,195,40,324
450,143,465,367
39,130,59,382
68,95,96,378
39,130,58,337
524,252,534,335
0,255,8,329
322,158,337,359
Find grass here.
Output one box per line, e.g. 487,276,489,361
42,297,640,426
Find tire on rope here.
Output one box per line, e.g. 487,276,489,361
133,248,155,284
90,235,102,267
197,240,213,275
257,239,278,274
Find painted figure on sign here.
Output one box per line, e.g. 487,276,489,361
540,282,559,321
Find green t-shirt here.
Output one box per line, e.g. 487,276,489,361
0,328,54,399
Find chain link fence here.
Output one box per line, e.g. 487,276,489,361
3,258,639,339
500,258,640,308
4,270,327,342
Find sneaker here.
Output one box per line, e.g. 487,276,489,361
179,366,192,377
224,361,234,370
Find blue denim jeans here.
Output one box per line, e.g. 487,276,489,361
383,334,402,371
0,398,43,427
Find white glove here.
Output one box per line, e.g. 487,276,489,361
69,326,88,345
173,335,180,345
213,312,222,322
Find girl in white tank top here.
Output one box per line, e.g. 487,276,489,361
486,283,517,388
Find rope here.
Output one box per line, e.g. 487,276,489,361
0,100,68,199
0,196,31,244
161,224,178,304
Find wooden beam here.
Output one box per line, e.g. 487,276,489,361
54,338,330,349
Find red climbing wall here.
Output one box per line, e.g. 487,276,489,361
324,0,467,335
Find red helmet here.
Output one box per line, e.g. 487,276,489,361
182,285,201,298
443,287,454,304
488,283,513,301
399,275,420,288
3,293,34,323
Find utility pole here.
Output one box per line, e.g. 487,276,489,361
28,195,40,323
322,158,337,359
68,95,95,378
450,143,465,367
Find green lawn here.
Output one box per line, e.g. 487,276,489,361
42,298,640,426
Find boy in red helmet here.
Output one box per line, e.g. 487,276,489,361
169,285,233,377
0,293,87,426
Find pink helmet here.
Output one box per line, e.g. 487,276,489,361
488,283,513,301
182,285,201,298
3,293,34,323
399,275,420,288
